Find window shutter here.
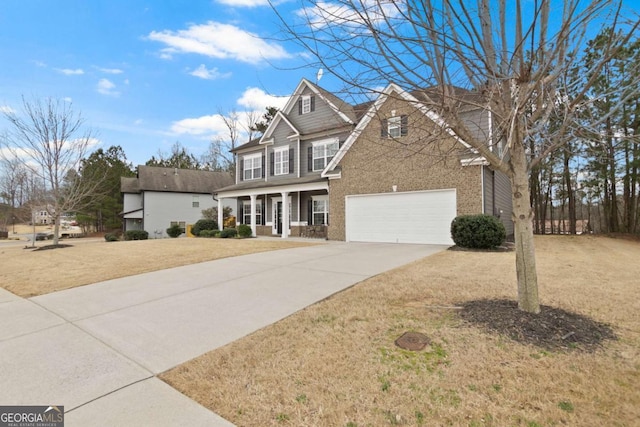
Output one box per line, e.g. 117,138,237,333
261,197,266,225
307,198,313,225
298,99,302,115
239,158,244,181
401,115,408,136
381,119,388,137
239,204,244,224
310,96,315,112
307,146,313,172
270,152,274,176
289,148,294,174
261,154,266,178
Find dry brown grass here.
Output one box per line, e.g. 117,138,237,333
0,237,313,297
161,235,640,427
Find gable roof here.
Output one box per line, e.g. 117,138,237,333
260,110,300,143
122,166,233,194
282,78,356,125
322,83,478,177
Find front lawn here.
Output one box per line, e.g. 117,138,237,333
0,238,314,297
161,235,640,426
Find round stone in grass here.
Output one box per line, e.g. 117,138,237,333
394,331,430,351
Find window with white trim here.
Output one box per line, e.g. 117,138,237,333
301,95,312,114
312,140,339,171
192,196,199,208
274,147,289,175
243,200,262,225
312,196,329,225
388,116,402,138
243,154,262,180
382,115,408,138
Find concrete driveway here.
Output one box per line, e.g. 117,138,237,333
0,241,446,426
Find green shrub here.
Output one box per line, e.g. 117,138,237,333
237,224,252,238
450,214,506,249
219,228,238,238
192,219,218,236
199,230,214,238
104,233,119,242
166,224,183,238
124,230,149,241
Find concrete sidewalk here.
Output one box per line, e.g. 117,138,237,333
0,241,446,426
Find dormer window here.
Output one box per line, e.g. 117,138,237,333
299,95,315,115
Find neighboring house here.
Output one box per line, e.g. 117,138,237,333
121,166,233,238
215,78,513,245
33,208,53,225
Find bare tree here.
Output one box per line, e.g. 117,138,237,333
278,0,640,312
202,109,254,175
2,97,104,246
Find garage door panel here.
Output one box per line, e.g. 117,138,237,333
345,190,456,245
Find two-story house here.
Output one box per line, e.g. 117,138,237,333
121,166,233,238
215,78,512,245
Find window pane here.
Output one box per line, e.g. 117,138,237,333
388,116,401,137
302,96,311,114
274,149,288,175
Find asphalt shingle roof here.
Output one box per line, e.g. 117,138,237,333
121,166,234,194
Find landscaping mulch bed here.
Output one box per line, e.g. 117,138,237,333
458,298,617,352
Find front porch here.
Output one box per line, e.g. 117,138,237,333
215,179,329,239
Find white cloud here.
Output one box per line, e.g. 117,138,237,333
97,67,124,74
171,88,289,138
170,114,229,136
147,21,290,64
189,64,231,80
97,78,120,96
63,97,73,103
0,105,15,114
33,60,47,68
215,0,269,6
237,87,288,110
297,1,403,30
56,68,85,75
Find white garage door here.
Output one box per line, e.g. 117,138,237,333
345,189,456,245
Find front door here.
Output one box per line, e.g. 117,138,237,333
276,201,283,234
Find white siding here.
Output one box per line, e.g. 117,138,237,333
123,193,143,218
143,192,217,238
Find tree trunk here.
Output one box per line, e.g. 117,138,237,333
53,214,60,246
510,143,540,314
529,165,541,234
563,147,576,234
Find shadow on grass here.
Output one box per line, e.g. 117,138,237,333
32,244,73,251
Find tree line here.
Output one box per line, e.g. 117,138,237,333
0,100,276,236
529,27,640,235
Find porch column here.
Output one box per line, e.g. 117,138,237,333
281,191,289,239
217,197,224,230
250,194,257,237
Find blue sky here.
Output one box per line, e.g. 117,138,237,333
0,0,327,166
2,1,638,168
